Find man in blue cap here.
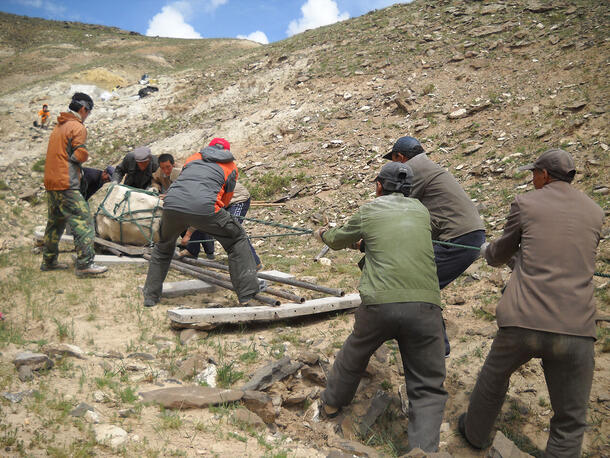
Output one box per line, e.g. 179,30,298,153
385,136,486,356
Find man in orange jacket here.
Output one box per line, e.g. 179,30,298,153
41,92,107,277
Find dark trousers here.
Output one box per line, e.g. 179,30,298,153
143,208,259,303
322,302,447,452
434,230,486,355
463,327,594,457
42,190,95,269
185,199,261,266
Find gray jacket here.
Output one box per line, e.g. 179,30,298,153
408,153,484,240
486,181,603,338
163,145,237,216
112,153,159,189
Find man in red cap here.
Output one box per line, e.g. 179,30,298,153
142,138,260,307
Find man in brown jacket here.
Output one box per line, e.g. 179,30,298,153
150,153,180,195
41,92,107,277
386,136,486,355
458,149,603,456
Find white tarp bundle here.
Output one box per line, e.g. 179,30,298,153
93,183,162,246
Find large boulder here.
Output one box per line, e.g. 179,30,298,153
91,183,162,246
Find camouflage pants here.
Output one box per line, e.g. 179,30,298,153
42,190,95,269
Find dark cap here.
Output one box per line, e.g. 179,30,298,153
133,146,152,162
383,136,424,160
518,148,576,182
374,162,414,194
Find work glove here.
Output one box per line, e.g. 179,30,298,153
479,242,490,260
313,227,327,243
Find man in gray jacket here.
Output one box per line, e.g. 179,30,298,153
142,138,260,307
386,136,486,355
458,149,603,457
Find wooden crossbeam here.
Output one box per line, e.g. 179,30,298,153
167,293,361,325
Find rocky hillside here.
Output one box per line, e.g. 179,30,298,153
0,0,608,456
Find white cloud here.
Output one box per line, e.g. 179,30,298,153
13,0,66,15
146,5,202,39
287,0,349,36
146,0,229,39
236,31,269,45
203,0,228,12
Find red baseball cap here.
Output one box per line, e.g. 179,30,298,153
209,137,230,150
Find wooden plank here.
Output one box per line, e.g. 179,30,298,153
34,226,146,256
167,293,361,325
258,270,294,279
161,279,216,298
93,237,146,256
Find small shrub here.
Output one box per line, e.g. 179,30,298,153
32,158,46,172
158,408,182,430
422,83,435,95
217,362,244,388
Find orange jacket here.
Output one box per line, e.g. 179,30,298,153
182,149,237,211
38,109,49,122
43,112,89,191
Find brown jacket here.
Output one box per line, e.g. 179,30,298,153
151,167,180,193
407,153,484,240
43,112,89,190
486,181,603,338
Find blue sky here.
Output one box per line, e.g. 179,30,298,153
1,0,412,44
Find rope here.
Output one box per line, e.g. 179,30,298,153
240,216,312,233
95,183,162,244
94,189,610,279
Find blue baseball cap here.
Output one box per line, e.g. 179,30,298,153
383,136,424,160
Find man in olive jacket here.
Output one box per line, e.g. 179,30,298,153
458,149,604,457
317,162,446,453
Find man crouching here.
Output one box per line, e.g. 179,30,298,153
142,138,260,307
315,162,447,452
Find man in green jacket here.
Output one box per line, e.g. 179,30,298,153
316,162,447,453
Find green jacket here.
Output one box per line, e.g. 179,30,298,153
322,193,441,307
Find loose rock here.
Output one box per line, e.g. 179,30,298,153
13,351,54,371
139,385,244,409
93,424,128,449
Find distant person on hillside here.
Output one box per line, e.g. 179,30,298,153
458,149,603,456
112,146,159,190
34,104,50,128
386,136,486,356
150,153,180,196
81,166,115,200
41,92,108,277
